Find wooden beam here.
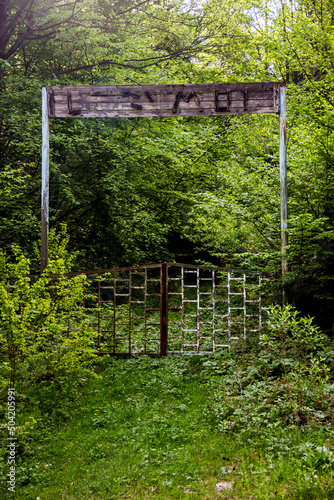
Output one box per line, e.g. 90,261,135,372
46,82,282,119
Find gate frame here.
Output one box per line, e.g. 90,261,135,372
41,81,287,289
37,262,263,356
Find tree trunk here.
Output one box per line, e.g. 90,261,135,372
0,0,7,85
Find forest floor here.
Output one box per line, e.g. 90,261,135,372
4,351,334,500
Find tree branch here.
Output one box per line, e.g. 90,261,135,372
111,0,152,18
48,44,199,76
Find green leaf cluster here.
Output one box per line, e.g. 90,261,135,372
207,306,334,439
2,0,334,326
0,226,97,389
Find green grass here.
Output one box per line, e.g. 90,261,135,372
2,354,334,499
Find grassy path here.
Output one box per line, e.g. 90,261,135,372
5,355,334,499
18,357,239,499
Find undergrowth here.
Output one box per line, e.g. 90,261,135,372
1,305,334,499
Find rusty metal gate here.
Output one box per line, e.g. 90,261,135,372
70,262,263,356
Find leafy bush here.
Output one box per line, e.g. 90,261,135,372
207,305,334,440
0,227,97,390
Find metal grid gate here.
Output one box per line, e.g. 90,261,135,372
79,264,165,356
166,263,262,354
68,262,263,355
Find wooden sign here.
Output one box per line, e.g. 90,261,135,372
46,82,281,119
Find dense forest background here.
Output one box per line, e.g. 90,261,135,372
1,0,334,328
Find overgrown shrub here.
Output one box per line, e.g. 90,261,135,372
207,305,334,439
0,227,97,390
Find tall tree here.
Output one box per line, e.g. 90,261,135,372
0,0,206,84
0,0,84,82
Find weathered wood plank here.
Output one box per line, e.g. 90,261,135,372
48,82,280,94
55,98,276,111
50,107,278,119
75,91,276,104
46,82,283,118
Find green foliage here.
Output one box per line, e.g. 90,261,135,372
262,304,327,360
2,0,334,325
4,2,334,497
207,306,334,442
0,226,97,389
0,77,42,265
0,352,332,499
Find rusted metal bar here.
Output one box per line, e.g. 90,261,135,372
196,268,200,354
144,268,147,354
129,270,132,354
227,271,231,346
113,270,116,353
212,270,216,351
97,280,101,348
259,274,262,336
64,263,163,277
243,274,247,340
160,263,168,356
181,266,185,354
41,88,49,273
62,262,260,278
96,352,161,358
280,84,288,301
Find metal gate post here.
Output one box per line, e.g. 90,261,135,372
160,262,168,356
41,88,49,273
279,83,288,302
